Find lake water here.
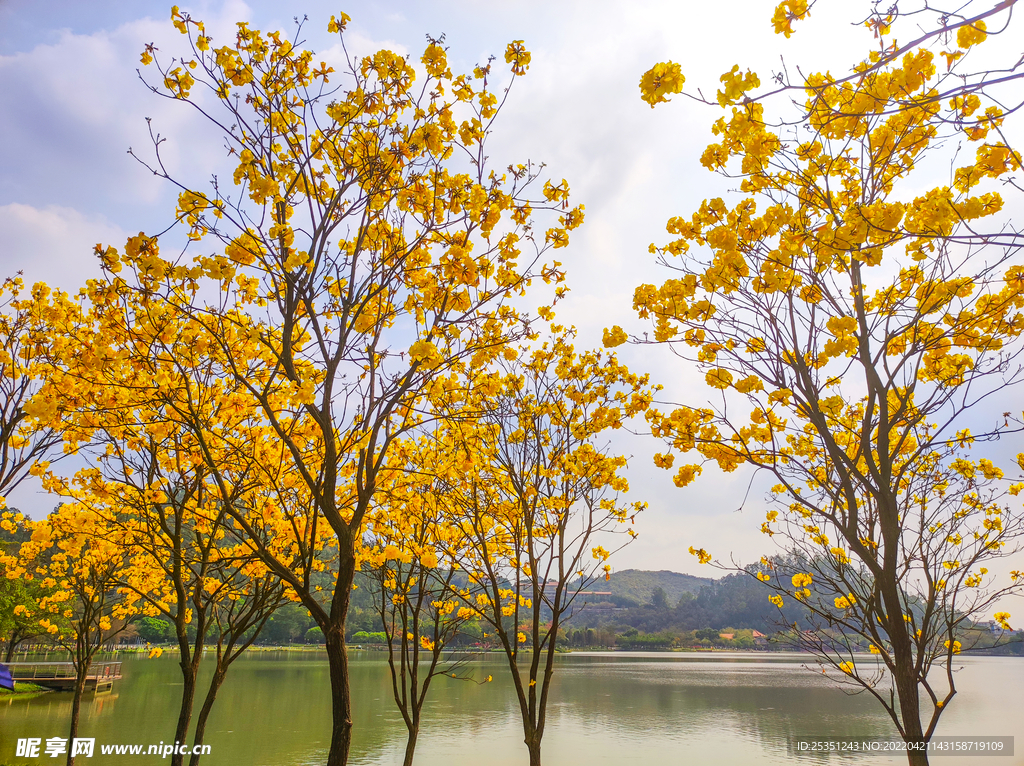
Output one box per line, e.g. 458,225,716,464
2,651,1021,765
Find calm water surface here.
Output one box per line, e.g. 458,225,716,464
2,651,1021,765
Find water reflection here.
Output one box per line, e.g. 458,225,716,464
2,651,1021,766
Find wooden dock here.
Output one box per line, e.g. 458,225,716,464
7,662,122,692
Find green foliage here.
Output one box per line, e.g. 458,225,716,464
616,630,676,650
959,627,1024,656
134,616,175,643
576,567,811,635
601,569,710,607
351,631,388,645
304,627,325,644
650,587,669,610
0,510,30,544
258,604,316,645
562,627,617,648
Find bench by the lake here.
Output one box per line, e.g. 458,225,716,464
7,662,122,692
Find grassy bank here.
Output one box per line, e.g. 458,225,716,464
0,681,53,697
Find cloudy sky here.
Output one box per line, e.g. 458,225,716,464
1,1,1021,587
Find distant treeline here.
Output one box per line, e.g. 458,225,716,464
14,560,1020,656
567,569,1024,655
572,570,806,633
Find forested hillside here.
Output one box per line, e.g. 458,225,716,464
593,569,711,608
574,569,808,632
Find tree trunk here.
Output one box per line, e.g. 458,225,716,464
879,582,928,765
894,662,929,766
4,627,28,662
906,749,929,766
525,735,542,766
324,626,353,766
171,661,199,766
65,666,88,766
401,723,419,766
188,666,227,766
875,492,928,766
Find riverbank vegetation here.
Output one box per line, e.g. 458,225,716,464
0,680,51,697
11,564,1019,657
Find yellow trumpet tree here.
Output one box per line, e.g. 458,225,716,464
0,542,51,662
26,280,297,766
448,328,654,766
3,504,132,766
625,2,1024,762
1,513,62,662
92,10,580,764
363,430,484,766
0,277,88,664
0,276,70,500
58,455,287,766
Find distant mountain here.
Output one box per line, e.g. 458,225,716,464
574,569,813,632
598,569,713,607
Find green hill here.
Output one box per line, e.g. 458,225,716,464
600,569,712,607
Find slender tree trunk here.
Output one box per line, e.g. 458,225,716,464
317,541,358,766
878,526,928,766
171,662,199,766
525,735,542,766
401,723,419,766
188,666,227,766
324,626,353,766
4,627,30,662
66,653,90,766
894,662,928,766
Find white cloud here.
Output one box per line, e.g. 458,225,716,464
0,203,126,291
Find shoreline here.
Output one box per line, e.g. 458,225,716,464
8,643,1020,659
0,681,53,698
